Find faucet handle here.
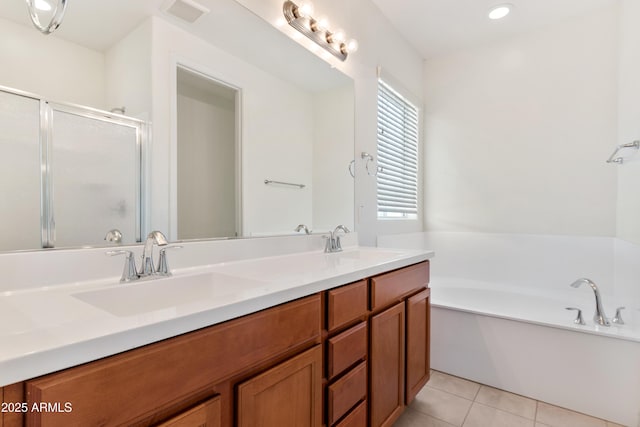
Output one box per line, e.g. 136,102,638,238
612,306,626,325
157,245,183,276
565,307,586,325
106,250,139,282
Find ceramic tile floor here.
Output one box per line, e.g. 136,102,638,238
394,371,627,427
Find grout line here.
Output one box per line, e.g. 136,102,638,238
534,400,539,422
472,383,481,401
460,400,474,427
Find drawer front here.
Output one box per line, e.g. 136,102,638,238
156,395,221,427
327,362,367,425
370,262,429,311
26,294,321,427
327,322,367,380
327,280,368,332
334,400,367,427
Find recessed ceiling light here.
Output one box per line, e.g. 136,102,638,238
488,4,512,20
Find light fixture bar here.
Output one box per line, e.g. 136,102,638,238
283,0,348,61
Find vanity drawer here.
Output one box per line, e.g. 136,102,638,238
334,400,367,427
370,262,429,311
327,362,367,425
327,322,367,380
156,395,221,427
327,280,368,332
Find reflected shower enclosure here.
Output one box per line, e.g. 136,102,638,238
0,86,145,251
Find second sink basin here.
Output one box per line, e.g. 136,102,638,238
73,272,269,317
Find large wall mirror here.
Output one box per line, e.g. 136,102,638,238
0,0,355,251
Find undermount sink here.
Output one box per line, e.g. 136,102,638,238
212,248,405,281
332,248,405,262
73,272,269,317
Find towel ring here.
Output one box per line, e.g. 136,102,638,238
361,152,382,177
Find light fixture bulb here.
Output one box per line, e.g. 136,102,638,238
332,28,346,44
346,39,359,53
297,0,314,18
317,16,330,30
488,4,512,20
34,0,52,11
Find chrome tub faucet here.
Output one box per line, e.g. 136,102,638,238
570,278,610,326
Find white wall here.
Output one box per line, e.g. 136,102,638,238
312,84,355,232
104,19,153,120
616,0,640,245
235,0,426,245
423,6,619,236
0,16,105,109
177,84,236,239
149,17,315,238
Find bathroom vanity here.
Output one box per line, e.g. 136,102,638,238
0,245,431,427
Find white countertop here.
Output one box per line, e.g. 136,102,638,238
0,246,433,387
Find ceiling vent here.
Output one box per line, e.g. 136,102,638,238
163,0,210,23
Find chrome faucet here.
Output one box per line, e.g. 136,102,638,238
104,229,123,244
107,250,139,282
325,225,350,253
139,231,169,277
295,224,312,234
570,278,610,326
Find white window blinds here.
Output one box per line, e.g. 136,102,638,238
376,79,419,218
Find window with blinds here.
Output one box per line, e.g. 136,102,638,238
376,79,419,219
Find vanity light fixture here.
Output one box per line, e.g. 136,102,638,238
26,0,67,35
488,3,512,20
283,0,358,61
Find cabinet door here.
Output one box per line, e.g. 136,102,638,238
406,288,431,404
156,396,221,427
370,302,405,427
237,345,322,427
2,383,24,427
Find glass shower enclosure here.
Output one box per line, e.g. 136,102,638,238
0,86,145,251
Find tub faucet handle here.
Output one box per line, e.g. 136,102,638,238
612,306,626,325
565,307,586,325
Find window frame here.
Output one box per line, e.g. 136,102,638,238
376,78,420,221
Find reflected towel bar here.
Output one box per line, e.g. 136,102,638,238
606,140,640,164
264,179,305,189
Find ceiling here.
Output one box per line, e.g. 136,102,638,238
0,0,349,92
371,0,618,59
0,0,619,71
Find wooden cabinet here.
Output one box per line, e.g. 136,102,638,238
327,322,367,380
11,260,429,427
1,383,24,427
324,281,370,426
405,288,431,404
237,345,322,427
369,261,430,427
327,280,368,332
334,400,367,427
156,396,221,427
370,302,405,427
26,295,321,427
327,362,367,425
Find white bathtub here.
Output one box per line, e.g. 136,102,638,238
378,232,640,427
